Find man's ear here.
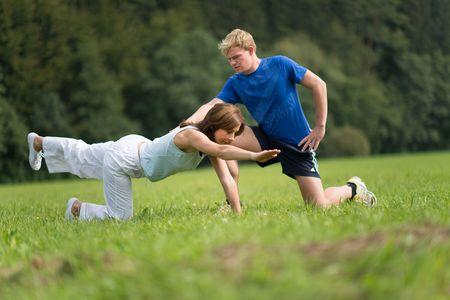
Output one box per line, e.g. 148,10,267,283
248,46,255,55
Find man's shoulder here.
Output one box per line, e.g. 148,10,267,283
264,55,292,63
262,56,298,70
227,73,240,82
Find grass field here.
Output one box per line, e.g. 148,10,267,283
0,151,449,299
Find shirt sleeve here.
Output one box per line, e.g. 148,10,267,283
216,77,241,104
279,56,307,84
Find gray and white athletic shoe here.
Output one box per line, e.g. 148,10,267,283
347,176,377,206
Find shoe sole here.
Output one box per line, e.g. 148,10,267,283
27,132,41,171
65,197,79,220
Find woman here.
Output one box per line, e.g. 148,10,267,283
27,103,280,220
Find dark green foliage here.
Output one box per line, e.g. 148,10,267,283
70,40,140,142
318,126,371,157
30,92,72,137
0,0,448,182
139,30,230,137
0,98,28,182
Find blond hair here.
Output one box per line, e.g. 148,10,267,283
218,29,256,56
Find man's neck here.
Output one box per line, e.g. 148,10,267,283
243,56,261,75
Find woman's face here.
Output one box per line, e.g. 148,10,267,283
214,124,241,144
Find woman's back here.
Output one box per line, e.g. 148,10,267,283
139,126,205,182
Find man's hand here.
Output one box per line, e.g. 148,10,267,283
298,125,325,152
253,149,280,162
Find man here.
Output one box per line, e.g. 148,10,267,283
188,29,376,208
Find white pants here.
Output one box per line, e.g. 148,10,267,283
43,135,148,220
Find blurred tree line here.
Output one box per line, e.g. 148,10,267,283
0,0,448,182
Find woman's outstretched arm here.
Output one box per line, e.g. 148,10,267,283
174,129,280,162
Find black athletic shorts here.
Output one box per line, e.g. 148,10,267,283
251,126,321,179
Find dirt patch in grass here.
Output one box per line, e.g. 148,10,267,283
0,250,137,289
212,243,259,275
212,223,449,273
297,223,449,258
0,256,75,289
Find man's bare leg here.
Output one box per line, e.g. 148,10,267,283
232,126,262,151
232,127,353,208
296,176,352,208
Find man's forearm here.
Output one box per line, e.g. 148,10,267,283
186,98,223,123
301,70,328,128
313,79,327,128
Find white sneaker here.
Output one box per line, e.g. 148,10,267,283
347,176,378,206
27,132,42,171
65,197,80,220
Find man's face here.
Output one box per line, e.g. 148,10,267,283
226,47,253,74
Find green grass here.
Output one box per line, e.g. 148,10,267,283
1,151,449,300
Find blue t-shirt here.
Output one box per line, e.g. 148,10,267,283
217,55,310,146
